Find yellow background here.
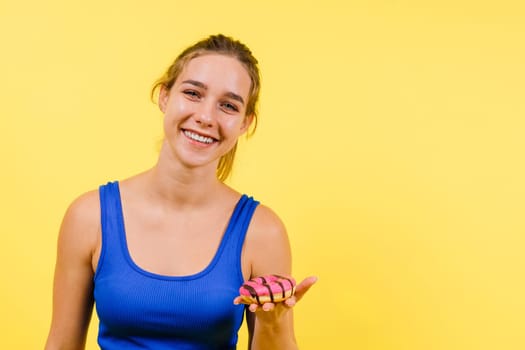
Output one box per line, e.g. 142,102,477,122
1,0,524,349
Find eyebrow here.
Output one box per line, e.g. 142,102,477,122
181,79,245,106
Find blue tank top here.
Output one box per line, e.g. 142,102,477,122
94,181,259,349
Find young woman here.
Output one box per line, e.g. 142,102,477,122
45,34,317,350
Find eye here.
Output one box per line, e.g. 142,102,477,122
221,101,239,112
183,90,200,99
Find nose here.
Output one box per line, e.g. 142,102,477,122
194,100,215,128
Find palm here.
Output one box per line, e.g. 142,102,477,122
233,276,317,312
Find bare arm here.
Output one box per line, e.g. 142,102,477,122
45,191,100,350
240,205,316,350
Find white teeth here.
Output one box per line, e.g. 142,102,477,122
183,130,215,144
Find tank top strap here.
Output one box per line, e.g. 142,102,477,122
232,195,260,251
95,181,126,279
216,194,259,283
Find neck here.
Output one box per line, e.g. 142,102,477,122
145,142,225,208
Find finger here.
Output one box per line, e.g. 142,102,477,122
233,296,252,305
249,304,259,313
234,297,254,305
284,296,297,307
262,303,275,312
294,276,318,302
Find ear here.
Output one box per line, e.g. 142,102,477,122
158,85,170,113
240,114,254,134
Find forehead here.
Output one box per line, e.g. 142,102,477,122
178,54,251,98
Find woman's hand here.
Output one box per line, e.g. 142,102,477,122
234,276,318,322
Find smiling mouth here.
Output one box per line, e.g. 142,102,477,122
182,129,218,144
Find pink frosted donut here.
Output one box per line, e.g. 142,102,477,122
239,274,296,304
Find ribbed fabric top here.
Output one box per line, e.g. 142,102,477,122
94,181,259,349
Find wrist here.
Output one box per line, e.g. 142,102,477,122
252,313,297,350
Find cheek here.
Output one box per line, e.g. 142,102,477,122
163,104,184,135
221,116,246,132
176,100,193,115
164,98,191,121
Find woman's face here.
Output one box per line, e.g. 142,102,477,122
159,54,253,170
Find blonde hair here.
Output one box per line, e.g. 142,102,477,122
151,34,261,181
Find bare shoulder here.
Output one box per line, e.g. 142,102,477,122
62,189,100,232
249,204,288,240
244,203,292,277
58,189,100,260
